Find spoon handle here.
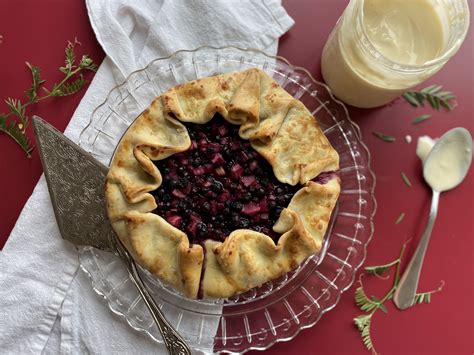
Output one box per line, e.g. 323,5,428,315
394,190,440,310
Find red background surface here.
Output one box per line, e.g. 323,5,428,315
0,1,472,354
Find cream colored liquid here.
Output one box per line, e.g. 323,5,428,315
422,132,472,192
321,0,447,108
364,0,444,65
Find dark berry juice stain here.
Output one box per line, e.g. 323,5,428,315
152,114,301,244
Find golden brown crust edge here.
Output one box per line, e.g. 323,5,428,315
105,68,340,299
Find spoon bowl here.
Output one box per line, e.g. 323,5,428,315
423,127,472,192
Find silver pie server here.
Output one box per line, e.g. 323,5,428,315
32,116,191,355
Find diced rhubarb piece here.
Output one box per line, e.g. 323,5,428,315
221,137,232,145
211,153,225,165
239,150,250,162
182,184,192,194
179,157,189,165
171,189,186,199
230,141,242,150
166,214,182,228
168,170,178,180
187,214,202,236
164,209,178,218
189,140,198,150
199,138,208,147
210,200,218,215
203,179,212,188
221,177,232,187
258,199,269,212
241,175,256,187
192,166,206,175
217,191,230,202
242,202,261,216
249,160,259,171
204,164,214,172
230,164,244,179
190,213,202,223
208,142,221,152
218,125,228,136
215,166,226,176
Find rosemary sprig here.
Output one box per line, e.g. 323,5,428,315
394,212,405,225
0,39,97,157
353,244,444,354
372,131,396,142
402,84,456,111
411,114,432,125
401,172,412,187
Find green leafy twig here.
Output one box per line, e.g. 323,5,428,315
25,62,45,103
0,113,34,156
403,84,457,111
0,38,97,157
372,131,396,142
353,244,444,354
411,114,432,125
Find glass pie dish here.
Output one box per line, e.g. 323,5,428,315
78,46,376,353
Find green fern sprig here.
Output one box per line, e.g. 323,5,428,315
355,284,379,312
353,244,444,354
45,75,87,97
414,281,445,304
364,259,399,277
0,39,97,157
403,84,457,111
0,114,34,156
354,314,375,353
25,62,45,103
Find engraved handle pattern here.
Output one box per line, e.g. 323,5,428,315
114,237,191,355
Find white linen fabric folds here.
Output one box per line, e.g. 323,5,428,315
0,0,294,353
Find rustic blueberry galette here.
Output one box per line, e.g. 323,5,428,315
105,68,340,299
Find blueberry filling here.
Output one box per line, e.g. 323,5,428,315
152,115,328,244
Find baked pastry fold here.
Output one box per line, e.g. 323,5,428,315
106,68,340,298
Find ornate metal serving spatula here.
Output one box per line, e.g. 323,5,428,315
32,116,191,355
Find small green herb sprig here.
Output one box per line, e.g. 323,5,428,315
0,39,97,157
411,114,432,125
372,131,396,142
354,244,444,354
403,84,456,111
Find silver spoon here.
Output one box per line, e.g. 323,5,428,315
393,127,472,310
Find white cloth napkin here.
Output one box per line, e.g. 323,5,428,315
0,1,294,353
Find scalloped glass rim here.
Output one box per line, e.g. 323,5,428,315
78,45,377,353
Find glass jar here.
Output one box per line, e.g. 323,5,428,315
321,0,470,108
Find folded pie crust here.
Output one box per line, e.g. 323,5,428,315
105,68,340,299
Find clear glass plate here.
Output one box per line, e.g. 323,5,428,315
78,46,376,353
